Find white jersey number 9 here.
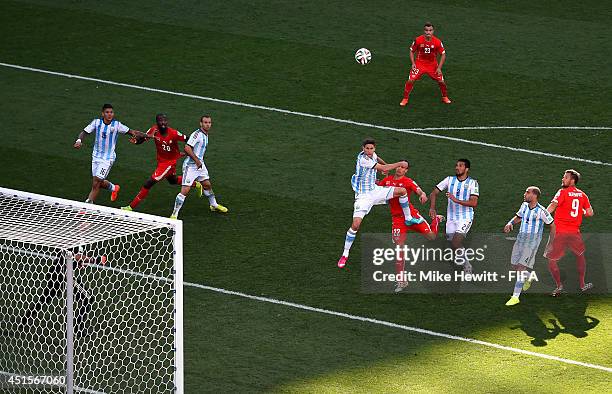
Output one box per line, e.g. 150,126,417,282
570,198,580,217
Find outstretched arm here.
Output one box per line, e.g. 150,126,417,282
127,129,146,140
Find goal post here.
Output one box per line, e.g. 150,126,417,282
0,187,184,393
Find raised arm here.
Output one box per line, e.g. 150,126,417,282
373,162,403,173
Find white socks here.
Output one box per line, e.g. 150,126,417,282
343,228,357,257
172,193,186,216
203,189,218,208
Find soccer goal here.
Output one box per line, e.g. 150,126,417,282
0,187,183,393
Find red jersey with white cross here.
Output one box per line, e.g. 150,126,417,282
378,175,420,217
551,186,591,233
410,35,445,68
146,125,187,163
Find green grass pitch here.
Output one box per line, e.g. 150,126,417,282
0,0,611,392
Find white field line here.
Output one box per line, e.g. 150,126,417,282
1,62,610,167
2,251,609,374
81,263,612,373
183,281,612,373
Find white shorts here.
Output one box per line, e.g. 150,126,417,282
182,163,209,186
445,218,473,240
353,186,394,218
92,158,113,180
511,235,542,269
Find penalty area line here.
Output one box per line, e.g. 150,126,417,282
184,281,612,373
0,62,610,166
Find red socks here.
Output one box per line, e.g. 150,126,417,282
576,254,586,288
403,81,414,99
130,187,150,209
548,260,562,287
430,216,440,235
438,81,448,97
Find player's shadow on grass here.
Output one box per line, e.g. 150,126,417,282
510,296,599,346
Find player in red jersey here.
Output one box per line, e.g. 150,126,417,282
400,22,451,106
378,161,444,292
122,114,200,211
544,169,594,296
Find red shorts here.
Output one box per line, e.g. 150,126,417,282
152,161,177,181
391,214,432,244
546,232,585,261
409,64,444,82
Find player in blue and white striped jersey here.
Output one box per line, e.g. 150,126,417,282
338,138,422,268
429,159,479,272
503,186,555,306
170,115,228,219
74,104,144,204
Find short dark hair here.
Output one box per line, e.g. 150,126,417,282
424,22,434,28
200,115,212,122
156,113,167,120
400,159,410,167
565,169,581,184
102,103,113,111
362,138,376,147
527,186,541,198
457,158,471,168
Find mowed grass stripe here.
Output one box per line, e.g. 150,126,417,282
1,62,610,167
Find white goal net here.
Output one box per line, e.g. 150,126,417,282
0,187,183,393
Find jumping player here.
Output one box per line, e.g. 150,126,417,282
378,161,444,291
503,186,555,306
545,169,594,296
74,104,144,204
337,139,423,269
400,22,451,106
122,114,201,211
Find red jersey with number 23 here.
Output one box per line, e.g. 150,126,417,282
551,186,591,233
378,176,420,218
147,125,186,163
410,35,445,68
